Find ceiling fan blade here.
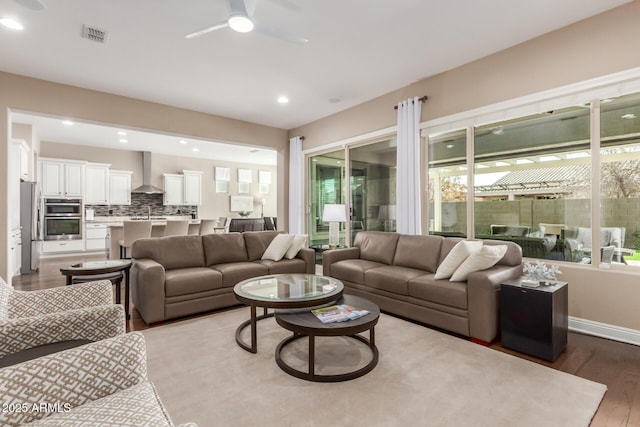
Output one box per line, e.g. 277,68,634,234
254,23,308,44
185,21,229,39
266,0,301,13
14,0,46,11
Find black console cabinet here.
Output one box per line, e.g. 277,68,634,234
500,279,568,362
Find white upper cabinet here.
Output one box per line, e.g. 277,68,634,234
163,174,184,205
85,163,110,204
183,170,202,206
109,170,132,205
163,170,202,205
40,158,85,198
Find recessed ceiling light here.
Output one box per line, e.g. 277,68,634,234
179,140,188,144
62,120,74,126
117,131,127,136
446,144,454,149
277,96,289,104
328,98,341,104
192,147,199,152
249,149,259,153
0,18,24,31
119,139,128,144
491,127,504,135
621,113,637,120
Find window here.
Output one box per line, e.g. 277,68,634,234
428,129,467,237
600,93,640,264
473,106,591,263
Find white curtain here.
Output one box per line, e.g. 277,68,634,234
396,97,422,235
288,136,304,234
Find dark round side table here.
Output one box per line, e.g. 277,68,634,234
60,260,132,319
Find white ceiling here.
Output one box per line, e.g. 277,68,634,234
0,0,631,160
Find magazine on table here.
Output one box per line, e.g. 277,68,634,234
311,304,370,324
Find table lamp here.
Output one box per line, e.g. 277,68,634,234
322,204,346,248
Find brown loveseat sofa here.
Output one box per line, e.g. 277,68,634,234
131,231,314,324
323,232,522,344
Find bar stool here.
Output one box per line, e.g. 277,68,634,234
119,220,152,259
213,217,229,233
198,219,217,235
164,220,190,236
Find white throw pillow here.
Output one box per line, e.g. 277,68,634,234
449,245,508,282
434,240,483,280
262,234,295,261
284,234,308,259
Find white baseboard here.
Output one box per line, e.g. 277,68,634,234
569,316,640,347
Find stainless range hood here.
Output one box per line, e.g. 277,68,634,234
131,151,164,194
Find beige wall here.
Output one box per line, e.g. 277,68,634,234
1,72,289,281
291,1,640,332
40,142,279,219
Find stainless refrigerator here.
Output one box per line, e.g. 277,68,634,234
20,181,42,274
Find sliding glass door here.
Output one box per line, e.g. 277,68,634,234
308,150,345,246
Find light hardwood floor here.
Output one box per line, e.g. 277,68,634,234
12,255,640,426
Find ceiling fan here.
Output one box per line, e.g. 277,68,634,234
13,0,46,11
185,0,308,44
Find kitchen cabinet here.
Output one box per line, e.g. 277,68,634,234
41,240,84,253
10,227,22,279
10,141,22,230
163,174,184,205
85,223,108,251
85,163,110,204
12,139,29,181
183,170,202,205
40,158,85,197
109,170,132,205
164,170,202,205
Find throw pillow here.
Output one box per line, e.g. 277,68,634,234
284,234,308,259
262,234,295,261
449,244,508,282
434,240,483,280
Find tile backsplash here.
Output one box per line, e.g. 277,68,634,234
85,193,198,217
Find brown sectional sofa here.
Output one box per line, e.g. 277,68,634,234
323,231,523,343
131,231,315,324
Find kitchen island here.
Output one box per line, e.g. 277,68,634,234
98,218,201,259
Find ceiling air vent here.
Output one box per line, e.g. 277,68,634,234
82,25,109,44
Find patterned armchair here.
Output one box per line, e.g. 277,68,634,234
0,332,198,426
0,278,125,367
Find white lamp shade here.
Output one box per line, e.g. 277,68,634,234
322,204,347,222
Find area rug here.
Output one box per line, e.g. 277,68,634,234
142,307,606,427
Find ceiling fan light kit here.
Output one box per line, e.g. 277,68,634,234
228,14,254,33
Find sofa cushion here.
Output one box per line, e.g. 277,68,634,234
408,274,468,309
244,231,280,261
132,235,205,270
364,266,426,296
353,231,400,265
164,267,223,297
27,382,173,427
262,234,295,261
331,259,386,285
256,259,308,274
434,240,483,280
450,245,508,282
202,233,248,266
211,262,269,287
285,234,308,259
393,234,443,273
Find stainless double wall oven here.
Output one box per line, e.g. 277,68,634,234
44,198,82,240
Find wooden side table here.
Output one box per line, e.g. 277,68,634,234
500,279,568,362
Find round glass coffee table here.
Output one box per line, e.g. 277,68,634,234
233,274,344,353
